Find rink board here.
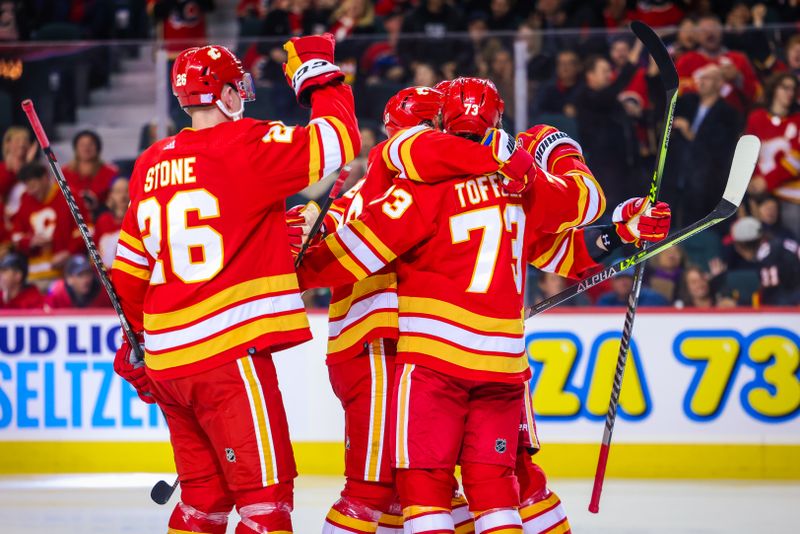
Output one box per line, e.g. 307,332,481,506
0,309,798,478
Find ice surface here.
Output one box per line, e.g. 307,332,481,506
0,474,796,533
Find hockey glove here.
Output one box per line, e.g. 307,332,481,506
482,128,539,194
286,202,322,254
612,197,671,246
283,33,344,107
113,335,155,404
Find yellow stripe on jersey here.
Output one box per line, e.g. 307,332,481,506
556,173,589,233
327,234,369,280
327,311,398,354
118,230,145,253
398,129,427,182
143,274,298,331
145,310,308,370
326,508,378,532
531,231,569,270
350,220,396,263
399,296,523,335
523,385,540,451
555,232,576,278
366,341,386,481
308,123,322,185
328,273,397,319
238,356,278,486
399,335,529,375
112,258,151,281
324,115,356,163
395,365,413,469
382,138,400,174
569,169,605,225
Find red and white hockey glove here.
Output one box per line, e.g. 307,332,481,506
286,202,322,254
113,335,155,404
283,33,344,107
482,128,539,194
612,197,671,246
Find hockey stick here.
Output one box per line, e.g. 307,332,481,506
526,136,759,315
294,166,350,268
151,477,180,505
587,21,678,514
21,100,180,506
21,100,143,362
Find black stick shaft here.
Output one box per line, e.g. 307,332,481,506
295,167,350,268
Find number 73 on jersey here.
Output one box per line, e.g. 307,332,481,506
380,186,525,295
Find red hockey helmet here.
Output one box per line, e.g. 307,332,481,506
440,77,504,136
172,45,255,119
383,86,445,137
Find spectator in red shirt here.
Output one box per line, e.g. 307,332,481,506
148,0,214,56
94,176,128,267
45,254,111,309
61,130,118,218
11,162,87,288
676,14,761,113
0,252,44,309
744,72,800,231
1,126,37,216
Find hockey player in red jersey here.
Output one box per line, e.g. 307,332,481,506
296,77,598,534
289,85,539,534
110,36,359,533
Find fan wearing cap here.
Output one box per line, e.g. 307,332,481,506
719,216,800,306
109,36,359,534
45,255,112,309
0,252,44,309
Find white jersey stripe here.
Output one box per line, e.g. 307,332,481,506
115,243,149,266
328,291,398,338
399,316,524,355
338,225,387,274
540,234,571,273
310,118,343,179
580,174,602,226
145,293,304,352
388,125,427,179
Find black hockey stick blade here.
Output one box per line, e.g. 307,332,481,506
527,135,760,318
151,477,179,505
631,21,678,91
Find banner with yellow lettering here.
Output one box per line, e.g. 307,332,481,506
0,310,797,477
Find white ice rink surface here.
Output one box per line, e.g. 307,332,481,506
0,474,797,533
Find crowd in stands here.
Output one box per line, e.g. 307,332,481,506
2,0,800,309
0,126,126,310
